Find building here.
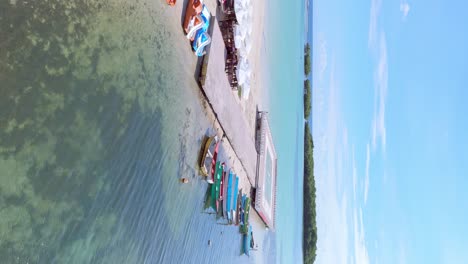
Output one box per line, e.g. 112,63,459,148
254,111,278,230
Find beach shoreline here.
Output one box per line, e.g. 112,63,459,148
162,0,271,261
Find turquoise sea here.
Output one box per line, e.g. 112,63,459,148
0,0,304,263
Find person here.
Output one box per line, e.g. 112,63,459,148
180,178,189,183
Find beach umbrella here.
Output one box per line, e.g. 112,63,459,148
241,79,251,100
244,33,252,55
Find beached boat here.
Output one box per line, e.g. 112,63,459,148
211,161,222,211
240,196,251,234
231,175,239,224
226,170,233,222
222,169,228,218
235,189,242,225
183,0,212,56
199,135,219,183
220,167,226,216
243,225,253,256
215,162,224,212
209,140,220,184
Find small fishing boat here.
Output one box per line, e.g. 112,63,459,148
215,162,224,212
199,135,219,183
236,189,242,225
226,170,233,222
243,225,253,256
240,197,251,234
220,166,226,216
211,161,222,211
231,175,239,224
208,140,220,184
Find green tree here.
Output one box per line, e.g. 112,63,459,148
303,123,317,264
304,43,311,76
304,79,311,119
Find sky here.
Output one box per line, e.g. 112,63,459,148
311,0,468,263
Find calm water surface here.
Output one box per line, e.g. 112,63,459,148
0,0,303,263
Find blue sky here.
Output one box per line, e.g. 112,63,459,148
312,0,468,263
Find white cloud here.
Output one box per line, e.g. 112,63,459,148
364,144,370,204
354,208,370,264
318,34,328,82
368,0,382,51
400,2,410,20
371,33,388,152
352,150,357,202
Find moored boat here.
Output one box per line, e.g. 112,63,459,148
226,170,233,222
220,166,226,216
243,225,253,256
231,175,239,224
209,140,220,184
183,0,212,56
215,162,224,212
199,135,218,183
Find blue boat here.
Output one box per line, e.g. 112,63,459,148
231,175,239,224
226,170,233,222
191,5,212,57
243,225,253,256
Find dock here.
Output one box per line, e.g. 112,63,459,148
200,17,258,186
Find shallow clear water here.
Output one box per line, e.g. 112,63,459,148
0,0,303,263
264,0,306,262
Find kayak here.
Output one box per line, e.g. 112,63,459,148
231,175,239,224
209,141,220,184
211,161,222,211
226,170,233,222
215,162,224,213
243,225,252,256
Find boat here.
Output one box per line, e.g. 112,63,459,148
243,225,253,256
211,161,222,211
208,140,220,184
215,162,224,212
183,0,212,57
240,194,246,226
240,197,251,234
220,166,226,216
226,170,233,222
231,175,239,224
193,31,211,57
235,189,242,225
199,135,219,183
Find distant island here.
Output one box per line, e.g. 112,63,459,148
303,42,317,264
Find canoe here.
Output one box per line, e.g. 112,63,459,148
235,189,242,225
240,194,246,226
243,225,253,256
199,135,218,182
240,197,250,234
231,175,239,224
226,170,233,222
220,167,226,217
215,162,224,213
209,141,220,184
211,161,221,211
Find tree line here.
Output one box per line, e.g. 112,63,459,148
303,42,317,264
